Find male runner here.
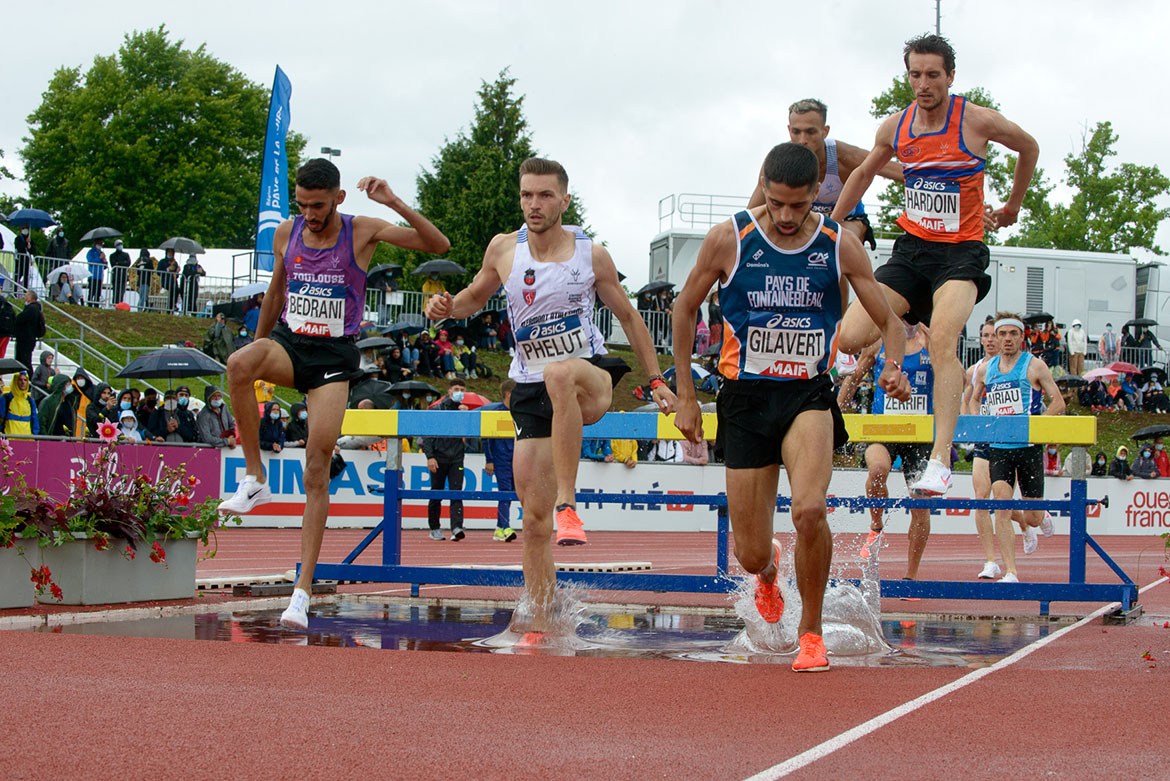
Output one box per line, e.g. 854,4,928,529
748,98,903,249
830,33,1040,497
673,142,910,672
424,157,676,635
969,313,1062,582
218,158,450,629
837,322,933,580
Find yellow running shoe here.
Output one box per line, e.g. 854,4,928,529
555,504,587,546
793,632,830,672
754,539,784,623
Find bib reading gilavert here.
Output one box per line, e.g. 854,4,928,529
719,211,843,382
281,214,366,338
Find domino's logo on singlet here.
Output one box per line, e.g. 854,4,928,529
743,312,826,380
904,176,960,233
286,279,346,337
515,314,590,371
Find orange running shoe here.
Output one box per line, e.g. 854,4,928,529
514,631,547,650
754,539,784,623
859,529,882,560
792,632,829,672
555,504,587,546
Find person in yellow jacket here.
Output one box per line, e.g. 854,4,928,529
611,438,638,469
0,371,39,437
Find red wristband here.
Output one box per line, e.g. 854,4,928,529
649,376,667,390
885,359,901,372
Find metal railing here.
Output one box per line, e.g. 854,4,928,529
657,193,749,233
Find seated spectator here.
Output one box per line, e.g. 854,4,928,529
0,371,39,437
470,311,498,350
1043,445,1062,476
450,335,479,378
1141,379,1170,412
1091,451,1109,476
1119,374,1141,410
611,438,638,469
31,350,56,396
1133,444,1160,479
1106,378,1128,411
50,271,84,305
379,346,413,383
682,438,709,465
435,329,457,378
234,324,254,351
117,408,144,442
258,400,285,453
582,438,613,462
1108,445,1133,481
285,401,308,447
1155,437,1170,477
415,331,441,377
196,386,237,447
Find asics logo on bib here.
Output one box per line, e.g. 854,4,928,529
531,320,569,338
297,284,334,297
766,314,812,329
911,177,947,191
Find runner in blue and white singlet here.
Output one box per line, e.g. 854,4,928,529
504,224,606,384
983,351,1045,450
871,341,933,415
811,139,866,219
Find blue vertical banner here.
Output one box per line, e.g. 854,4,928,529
255,65,292,271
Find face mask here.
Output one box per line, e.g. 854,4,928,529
1158,444,1165,451
456,339,464,346
165,399,177,411
77,379,87,389
146,398,156,407
178,396,189,407
1047,447,1057,455
21,228,28,236
210,398,223,408
269,412,280,420
402,394,411,401
425,396,434,403
240,330,248,337
451,391,464,402
120,401,132,410
1143,451,1152,458
1097,459,1106,465
298,411,308,421
123,420,136,431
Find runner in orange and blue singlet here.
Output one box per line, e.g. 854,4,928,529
828,33,1040,498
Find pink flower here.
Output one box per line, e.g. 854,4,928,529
98,421,119,441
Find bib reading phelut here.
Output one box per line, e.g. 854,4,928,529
514,314,591,372
286,280,346,337
743,312,827,380
904,176,959,233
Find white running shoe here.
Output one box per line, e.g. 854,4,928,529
978,561,1002,580
1023,524,1039,555
279,588,310,630
218,475,272,515
1040,512,1055,537
908,458,952,495
999,572,1020,583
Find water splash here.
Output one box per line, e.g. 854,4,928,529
475,582,593,654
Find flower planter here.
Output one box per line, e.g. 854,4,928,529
0,539,36,609
36,533,200,606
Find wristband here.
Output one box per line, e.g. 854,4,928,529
885,359,901,373
649,375,667,390
1002,205,1019,217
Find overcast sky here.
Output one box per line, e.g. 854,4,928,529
3,0,1168,283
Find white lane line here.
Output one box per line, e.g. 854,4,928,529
745,577,1168,781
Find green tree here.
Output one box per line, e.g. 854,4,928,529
1006,121,1169,255
19,27,306,250
376,69,590,290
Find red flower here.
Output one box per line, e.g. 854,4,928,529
49,584,63,601
94,537,109,551
176,494,190,507
125,546,135,560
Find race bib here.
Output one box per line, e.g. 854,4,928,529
904,176,959,233
883,393,929,414
985,383,1024,416
515,315,591,371
286,279,346,337
743,312,825,380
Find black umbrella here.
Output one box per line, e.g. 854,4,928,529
160,237,206,255
349,377,397,409
1022,312,1053,325
1055,375,1087,388
367,264,403,288
1141,366,1167,383
389,380,442,395
1132,424,1170,441
1126,318,1158,329
378,321,424,336
80,226,123,242
356,336,397,350
0,357,30,374
116,348,226,379
6,208,55,229
412,259,465,276
635,280,675,297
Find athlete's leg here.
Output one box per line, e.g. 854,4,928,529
725,464,782,580
993,479,1019,578
780,409,835,638
836,283,910,354
972,456,997,565
863,444,893,532
542,359,614,509
513,436,557,630
905,508,931,579
292,380,350,592
925,280,977,464
225,340,296,485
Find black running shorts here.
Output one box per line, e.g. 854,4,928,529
716,374,848,469
989,444,1044,498
844,213,877,250
269,321,363,394
971,443,991,461
509,355,631,441
865,441,931,481
875,232,992,326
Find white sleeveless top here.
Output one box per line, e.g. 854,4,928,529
505,224,606,383
811,139,846,213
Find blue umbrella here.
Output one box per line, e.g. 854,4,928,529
379,320,424,336
663,363,710,382
6,208,56,229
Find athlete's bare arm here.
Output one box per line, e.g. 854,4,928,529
961,364,979,414
1030,359,1066,416
424,233,511,321
836,341,881,409
352,177,450,266
970,362,988,404
593,245,677,414
965,106,1039,230
672,221,737,443
829,115,900,223
834,140,904,183
838,228,909,399
255,221,292,340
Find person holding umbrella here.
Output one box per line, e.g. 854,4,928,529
14,227,35,290
132,248,155,311
109,240,132,305
85,239,107,307
180,254,207,314
217,158,449,633
158,249,181,312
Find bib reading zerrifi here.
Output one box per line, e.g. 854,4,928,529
281,213,367,338
719,211,844,382
506,225,606,383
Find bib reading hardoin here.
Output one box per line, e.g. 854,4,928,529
718,211,844,382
